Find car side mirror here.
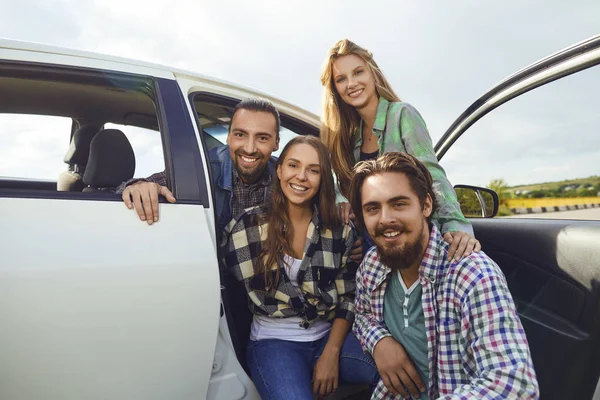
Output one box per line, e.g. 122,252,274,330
454,185,499,218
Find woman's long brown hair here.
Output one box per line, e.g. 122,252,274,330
320,38,401,198
257,135,340,290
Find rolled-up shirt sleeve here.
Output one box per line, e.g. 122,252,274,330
114,171,168,194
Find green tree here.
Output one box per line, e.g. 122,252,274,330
455,188,482,217
488,179,510,206
487,178,513,217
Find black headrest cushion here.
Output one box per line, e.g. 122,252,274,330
83,129,135,188
63,124,102,165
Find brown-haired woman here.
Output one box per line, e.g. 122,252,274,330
222,136,378,399
320,38,480,260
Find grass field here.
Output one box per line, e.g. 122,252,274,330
506,197,600,208
508,176,600,193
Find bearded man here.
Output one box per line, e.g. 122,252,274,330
349,152,539,400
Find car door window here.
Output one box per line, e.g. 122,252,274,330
192,94,316,156
104,123,164,178
0,114,72,180
0,65,166,197
442,64,600,220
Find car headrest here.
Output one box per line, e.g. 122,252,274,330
83,129,136,188
63,124,102,165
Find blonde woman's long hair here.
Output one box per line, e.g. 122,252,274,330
320,38,401,198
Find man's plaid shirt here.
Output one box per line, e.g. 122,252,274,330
222,205,358,327
353,225,539,399
230,168,272,218
115,171,167,194
115,168,272,220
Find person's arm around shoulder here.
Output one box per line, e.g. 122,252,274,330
119,171,176,225
398,103,478,260
439,255,539,399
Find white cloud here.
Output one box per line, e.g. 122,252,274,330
0,115,70,180
533,164,571,173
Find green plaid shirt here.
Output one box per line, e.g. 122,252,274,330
354,98,473,235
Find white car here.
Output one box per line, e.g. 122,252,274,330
1,35,599,400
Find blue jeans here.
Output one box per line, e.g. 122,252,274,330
247,331,379,400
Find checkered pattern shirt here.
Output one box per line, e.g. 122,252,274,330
115,168,272,220
353,225,539,399
222,205,358,326
115,171,167,194
230,168,272,218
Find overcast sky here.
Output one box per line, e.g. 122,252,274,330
1,0,599,187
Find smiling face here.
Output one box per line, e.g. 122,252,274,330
276,143,322,209
361,171,432,270
332,54,378,110
226,109,280,184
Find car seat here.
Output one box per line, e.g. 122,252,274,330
57,124,102,191
82,129,136,192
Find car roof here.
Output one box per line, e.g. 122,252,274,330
0,38,320,125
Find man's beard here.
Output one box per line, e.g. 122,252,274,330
234,149,265,183
374,219,426,271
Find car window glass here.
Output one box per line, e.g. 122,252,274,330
105,123,164,178
205,124,297,157
193,97,306,157
0,69,164,194
0,114,72,180
442,64,600,220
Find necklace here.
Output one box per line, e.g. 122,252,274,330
365,130,376,142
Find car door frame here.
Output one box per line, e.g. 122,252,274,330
435,34,600,400
0,54,221,400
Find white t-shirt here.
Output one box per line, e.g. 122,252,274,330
250,254,332,342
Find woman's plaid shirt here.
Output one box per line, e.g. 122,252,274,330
353,225,539,399
222,205,358,327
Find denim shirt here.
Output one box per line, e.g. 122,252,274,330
209,145,277,231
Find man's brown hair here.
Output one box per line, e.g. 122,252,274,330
349,152,439,232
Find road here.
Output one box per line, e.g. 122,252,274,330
504,208,600,220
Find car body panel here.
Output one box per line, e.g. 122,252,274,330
0,198,221,399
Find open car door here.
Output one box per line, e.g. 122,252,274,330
438,35,600,399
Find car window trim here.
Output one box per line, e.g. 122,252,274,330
0,61,169,201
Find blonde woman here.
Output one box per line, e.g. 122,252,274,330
320,38,479,260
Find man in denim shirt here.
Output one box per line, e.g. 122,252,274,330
117,97,280,231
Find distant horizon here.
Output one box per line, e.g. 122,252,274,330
506,175,600,191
